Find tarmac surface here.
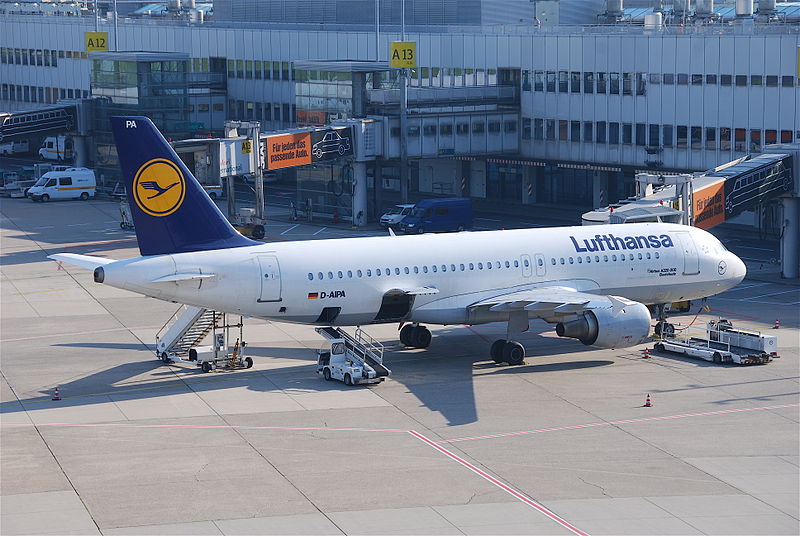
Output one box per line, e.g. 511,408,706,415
1,197,798,535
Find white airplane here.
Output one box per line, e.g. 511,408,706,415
51,117,746,365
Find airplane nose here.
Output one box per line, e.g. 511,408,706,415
729,253,747,284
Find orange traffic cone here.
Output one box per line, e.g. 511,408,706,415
643,394,652,407
773,319,780,329
52,386,61,401
643,348,651,359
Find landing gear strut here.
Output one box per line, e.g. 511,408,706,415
399,324,432,348
490,340,525,365
654,303,675,337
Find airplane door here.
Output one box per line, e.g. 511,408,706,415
257,255,282,302
521,254,532,277
675,232,700,275
534,253,546,277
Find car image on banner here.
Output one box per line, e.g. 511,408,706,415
312,130,351,159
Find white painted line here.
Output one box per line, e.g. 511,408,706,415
312,227,327,236
728,282,771,292
714,297,799,306
280,224,299,235
475,218,502,222
736,246,778,252
33,225,56,229
408,430,589,536
748,288,800,300
66,223,91,227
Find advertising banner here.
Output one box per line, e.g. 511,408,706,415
266,133,312,170
693,179,726,229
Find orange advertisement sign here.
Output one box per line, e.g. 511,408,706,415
693,179,726,229
266,132,311,170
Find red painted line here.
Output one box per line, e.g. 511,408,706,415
0,421,409,434
0,325,162,343
408,430,589,536
438,403,800,444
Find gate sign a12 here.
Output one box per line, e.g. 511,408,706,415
265,126,353,171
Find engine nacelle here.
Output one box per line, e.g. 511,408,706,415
555,299,651,349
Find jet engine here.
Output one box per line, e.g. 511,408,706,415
555,299,650,349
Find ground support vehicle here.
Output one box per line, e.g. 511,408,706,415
230,207,266,239
654,319,777,365
315,327,390,385
119,200,135,230
27,168,95,202
156,306,253,373
380,204,415,229
398,198,473,234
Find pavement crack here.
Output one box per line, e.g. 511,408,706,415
578,475,611,497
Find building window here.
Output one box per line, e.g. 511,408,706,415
456,122,469,135
649,73,661,85
720,127,731,150
622,123,632,144
583,121,593,142
571,72,581,93
781,76,794,87
677,126,688,148
533,119,543,140
440,123,453,135
735,75,747,86
734,128,746,151
765,130,777,145
720,74,732,86
706,74,717,84
636,72,646,95
546,119,556,140
522,118,532,140
546,71,556,92
635,123,646,146
571,121,580,141
648,124,659,146
781,130,793,143
750,130,761,152
534,71,544,91
609,122,619,144
609,72,620,94
663,73,675,85
236,60,244,78
559,120,568,141
558,71,568,93
596,121,606,144
584,72,594,93
596,72,607,94
691,126,702,149
691,74,703,85
677,73,689,85
472,121,485,134
504,120,517,133
766,75,778,87
622,72,632,95
705,127,716,150
750,75,762,86
487,121,501,134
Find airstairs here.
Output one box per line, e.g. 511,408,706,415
156,305,223,360
316,326,391,378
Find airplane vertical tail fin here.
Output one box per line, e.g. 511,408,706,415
110,116,259,256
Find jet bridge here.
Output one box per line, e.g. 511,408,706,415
582,147,799,278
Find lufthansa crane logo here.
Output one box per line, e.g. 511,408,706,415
132,158,186,217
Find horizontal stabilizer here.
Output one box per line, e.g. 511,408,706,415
150,273,217,283
48,253,114,270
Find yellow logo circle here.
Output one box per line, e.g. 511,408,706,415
133,159,186,217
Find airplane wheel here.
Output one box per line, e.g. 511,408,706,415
412,326,432,348
201,361,212,373
490,340,506,363
344,373,353,386
399,324,415,346
503,341,525,366
323,367,332,381
244,357,253,368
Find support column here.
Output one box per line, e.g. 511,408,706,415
353,161,368,228
592,171,609,209
781,197,799,279
522,166,535,205
72,135,89,168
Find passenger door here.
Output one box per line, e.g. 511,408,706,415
534,253,546,277
675,232,700,275
257,255,282,302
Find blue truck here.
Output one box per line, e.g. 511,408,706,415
398,198,473,234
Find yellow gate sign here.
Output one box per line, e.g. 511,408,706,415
241,139,252,154
85,32,109,52
390,41,416,68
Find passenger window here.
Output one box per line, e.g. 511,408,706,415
377,269,382,276
577,257,582,263
328,272,334,279
394,268,400,275
337,271,343,278
611,255,617,261
423,266,428,273
59,177,72,186
404,267,409,274
487,262,492,270
506,261,511,268
478,263,483,269
347,270,353,278
637,253,642,260
385,268,390,275
460,264,465,271
317,272,323,280
441,265,446,272
523,259,530,267
560,258,565,265
435,207,448,216
655,252,659,259
586,256,591,263
646,252,651,260
46,179,56,187
550,259,555,265
603,255,608,262
620,255,625,262
307,273,313,280
366,269,372,276
450,264,456,272
495,261,501,268
569,257,574,264
537,258,543,266
514,260,519,267
432,265,438,272
629,254,634,260
469,263,474,270
413,266,419,274
595,256,600,263
357,270,363,277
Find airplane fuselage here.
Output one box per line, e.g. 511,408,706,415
96,222,745,327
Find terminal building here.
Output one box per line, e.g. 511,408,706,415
1,0,799,264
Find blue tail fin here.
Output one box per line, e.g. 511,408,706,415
111,116,259,256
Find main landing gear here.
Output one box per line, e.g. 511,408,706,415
399,324,432,348
490,310,528,366
654,303,675,337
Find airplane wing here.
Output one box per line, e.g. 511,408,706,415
400,286,440,296
48,253,114,270
470,286,622,315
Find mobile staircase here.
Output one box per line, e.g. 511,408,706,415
315,327,390,385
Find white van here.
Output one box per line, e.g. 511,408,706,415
27,168,96,202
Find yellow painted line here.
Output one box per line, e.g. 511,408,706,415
14,288,68,295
